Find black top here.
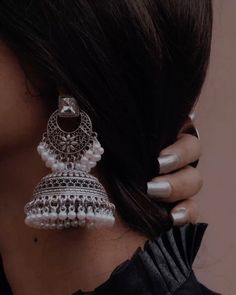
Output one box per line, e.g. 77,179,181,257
0,223,221,295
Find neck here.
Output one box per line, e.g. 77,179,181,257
0,144,148,295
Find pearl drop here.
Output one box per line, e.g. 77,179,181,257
107,217,115,227
49,224,56,230
94,213,103,224
64,221,71,228
81,156,88,164
88,161,96,169
58,211,67,220
44,223,50,230
42,212,49,221
92,154,101,162
75,163,82,171
85,150,93,158
30,214,36,221
25,216,31,226
68,211,76,220
46,157,55,168
97,147,104,155
41,151,49,161
71,220,79,227
52,163,59,172
57,223,64,230
39,222,44,229
80,164,87,171
48,156,55,162
77,210,86,220
37,145,44,155
79,220,86,227
36,213,42,221
57,162,66,171
49,212,58,221
93,143,101,150
86,211,95,222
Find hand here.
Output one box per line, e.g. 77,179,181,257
147,128,202,226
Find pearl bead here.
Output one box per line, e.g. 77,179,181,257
107,217,115,227
39,222,44,229
58,211,67,220
25,216,31,226
79,220,86,227
88,161,96,169
41,151,49,161
93,143,101,150
85,150,93,158
68,211,76,220
95,213,103,223
97,147,104,155
57,162,66,171
80,164,87,171
52,163,59,172
86,212,95,222
57,223,64,230
47,156,55,164
44,223,50,230
42,212,49,221
91,154,101,162
49,212,58,221
77,210,85,220
49,224,56,230
30,214,36,221
75,163,81,170
81,156,88,164
36,213,42,221
37,145,44,155
46,157,55,168
71,220,79,227
64,221,71,228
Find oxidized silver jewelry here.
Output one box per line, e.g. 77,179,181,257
24,95,116,230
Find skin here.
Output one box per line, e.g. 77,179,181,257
0,40,201,295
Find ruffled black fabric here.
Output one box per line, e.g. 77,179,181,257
0,223,221,295
73,223,221,295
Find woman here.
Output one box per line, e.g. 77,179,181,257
0,1,219,294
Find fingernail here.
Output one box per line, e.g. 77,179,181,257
189,111,196,121
171,208,189,226
147,181,171,198
158,154,179,174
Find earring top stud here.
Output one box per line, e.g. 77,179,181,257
58,94,80,118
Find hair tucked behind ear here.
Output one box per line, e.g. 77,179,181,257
0,0,213,237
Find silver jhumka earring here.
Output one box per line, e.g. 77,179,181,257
24,95,116,230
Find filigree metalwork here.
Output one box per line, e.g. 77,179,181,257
24,103,116,230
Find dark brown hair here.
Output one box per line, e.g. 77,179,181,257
0,0,213,237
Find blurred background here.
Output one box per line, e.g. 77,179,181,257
193,1,236,294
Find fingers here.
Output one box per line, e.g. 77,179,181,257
171,199,199,226
147,165,203,202
158,133,201,174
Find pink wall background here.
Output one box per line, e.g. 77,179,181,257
193,1,236,294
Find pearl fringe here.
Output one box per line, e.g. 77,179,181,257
37,140,104,173
25,206,115,230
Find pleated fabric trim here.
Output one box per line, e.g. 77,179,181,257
74,223,208,295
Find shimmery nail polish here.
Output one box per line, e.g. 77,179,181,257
158,154,179,174
171,208,189,226
147,181,172,198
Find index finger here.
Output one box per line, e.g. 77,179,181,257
158,133,201,174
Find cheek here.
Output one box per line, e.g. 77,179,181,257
0,41,47,150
